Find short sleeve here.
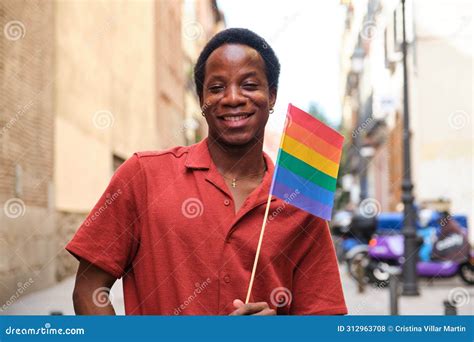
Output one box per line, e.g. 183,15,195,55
65,154,145,279
289,219,348,315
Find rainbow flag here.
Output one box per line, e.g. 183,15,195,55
269,103,344,220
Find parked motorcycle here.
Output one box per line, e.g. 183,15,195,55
366,212,473,286
367,233,473,286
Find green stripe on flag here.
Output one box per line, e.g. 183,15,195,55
277,149,337,192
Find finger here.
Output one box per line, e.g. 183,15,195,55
232,302,269,315
233,299,245,309
252,308,276,316
229,308,241,316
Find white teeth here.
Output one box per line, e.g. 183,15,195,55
223,115,249,121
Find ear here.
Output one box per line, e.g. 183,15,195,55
269,87,277,109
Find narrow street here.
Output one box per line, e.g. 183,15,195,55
3,266,472,316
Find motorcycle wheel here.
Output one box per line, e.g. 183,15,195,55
366,261,390,288
459,262,474,285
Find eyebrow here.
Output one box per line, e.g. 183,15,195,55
206,74,226,83
206,71,260,84
240,71,258,78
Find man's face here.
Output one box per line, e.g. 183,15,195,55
201,44,276,146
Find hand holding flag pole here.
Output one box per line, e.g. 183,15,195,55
245,103,345,304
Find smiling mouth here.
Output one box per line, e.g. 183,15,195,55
219,113,254,121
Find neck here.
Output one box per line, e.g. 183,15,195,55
206,136,266,178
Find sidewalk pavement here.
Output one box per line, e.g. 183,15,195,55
1,266,472,315
340,265,473,315
1,277,125,315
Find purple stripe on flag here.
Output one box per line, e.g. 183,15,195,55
273,165,335,206
271,181,333,220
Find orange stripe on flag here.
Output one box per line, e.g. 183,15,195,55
285,121,342,164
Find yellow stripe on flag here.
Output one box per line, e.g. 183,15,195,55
281,135,340,178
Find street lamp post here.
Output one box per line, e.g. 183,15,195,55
400,0,419,296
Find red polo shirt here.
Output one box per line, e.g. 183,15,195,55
66,137,347,315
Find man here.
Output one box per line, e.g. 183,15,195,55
67,28,347,315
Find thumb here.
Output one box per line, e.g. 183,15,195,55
233,299,245,308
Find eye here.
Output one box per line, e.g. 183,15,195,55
208,85,224,93
242,83,258,90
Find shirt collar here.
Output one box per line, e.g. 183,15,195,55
184,137,212,169
185,137,277,206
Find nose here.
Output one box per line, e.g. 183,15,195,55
221,84,246,107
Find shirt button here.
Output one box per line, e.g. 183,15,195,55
223,275,231,283
224,199,230,206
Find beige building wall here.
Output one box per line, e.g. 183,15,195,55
410,0,473,238
0,0,56,306
54,0,186,281
1,0,188,305
155,0,186,148
54,0,165,213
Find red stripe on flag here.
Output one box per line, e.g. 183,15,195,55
288,104,344,150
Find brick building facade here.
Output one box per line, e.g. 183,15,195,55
0,0,222,306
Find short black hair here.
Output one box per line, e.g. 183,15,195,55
194,28,280,101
